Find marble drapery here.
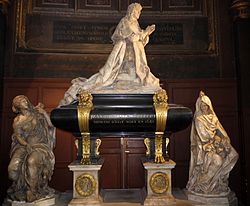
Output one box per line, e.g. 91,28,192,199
7,95,55,202
186,91,238,196
60,3,161,106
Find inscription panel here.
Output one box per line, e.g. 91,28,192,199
53,21,115,44
23,15,208,53
149,23,183,45
52,19,206,48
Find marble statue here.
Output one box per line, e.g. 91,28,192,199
186,91,238,196
7,95,56,202
59,3,161,106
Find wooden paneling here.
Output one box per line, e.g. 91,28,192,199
100,138,122,188
99,137,146,189
125,138,146,188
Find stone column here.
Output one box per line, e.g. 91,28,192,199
68,159,104,206
143,160,176,205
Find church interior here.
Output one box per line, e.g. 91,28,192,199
0,0,250,205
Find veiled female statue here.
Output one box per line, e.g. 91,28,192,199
7,95,55,202
60,3,160,106
186,91,238,196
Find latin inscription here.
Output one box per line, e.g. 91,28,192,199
91,114,155,124
150,23,183,45
53,21,114,44
53,21,183,45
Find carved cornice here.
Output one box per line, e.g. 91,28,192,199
0,0,10,14
231,0,250,20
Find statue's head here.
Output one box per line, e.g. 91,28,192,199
196,91,214,115
12,95,32,113
127,3,142,19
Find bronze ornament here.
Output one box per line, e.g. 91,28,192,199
95,138,101,157
75,173,97,197
150,172,169,194
0,0,10,14
144,138,151,157
165,137,170,156
231,0,250,20
77,90,93,164
153,89,169,163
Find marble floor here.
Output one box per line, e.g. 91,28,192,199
54,189,201,206
4,189,237,205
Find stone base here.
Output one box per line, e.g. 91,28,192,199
6,196,55,206
143,194,176,206
68,196,102,206
187,191,238,206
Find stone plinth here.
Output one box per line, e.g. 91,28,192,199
68,159,103,206
6,196,55,206
143,160,176,205
187,190,238,206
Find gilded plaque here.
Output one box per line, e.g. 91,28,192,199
150,172,169,194
75,173,97,197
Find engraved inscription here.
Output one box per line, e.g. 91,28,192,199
91,114,155,125
53,21,183,45
53,21,115,44
150,23,183,45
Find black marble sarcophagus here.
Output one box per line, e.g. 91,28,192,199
51,94,192,136
50,92,192,163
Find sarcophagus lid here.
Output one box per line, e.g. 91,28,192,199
50,94,192,136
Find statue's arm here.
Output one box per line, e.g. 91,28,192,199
36,103,53,127
35,103,56,147
12,117,28,146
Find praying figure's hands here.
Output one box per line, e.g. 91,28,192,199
146,24,155,35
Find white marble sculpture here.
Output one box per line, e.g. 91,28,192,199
186,91,238,196
59,3,161,106
7,95,56,202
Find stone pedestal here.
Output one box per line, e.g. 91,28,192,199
187,190,238,206
143,160,176,205
68,159,103,206
5,196,55,206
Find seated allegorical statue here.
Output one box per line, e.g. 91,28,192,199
7,95,56,202
186,91,238,196
59,3,161,106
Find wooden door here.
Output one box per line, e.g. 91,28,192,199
99,137,146,189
